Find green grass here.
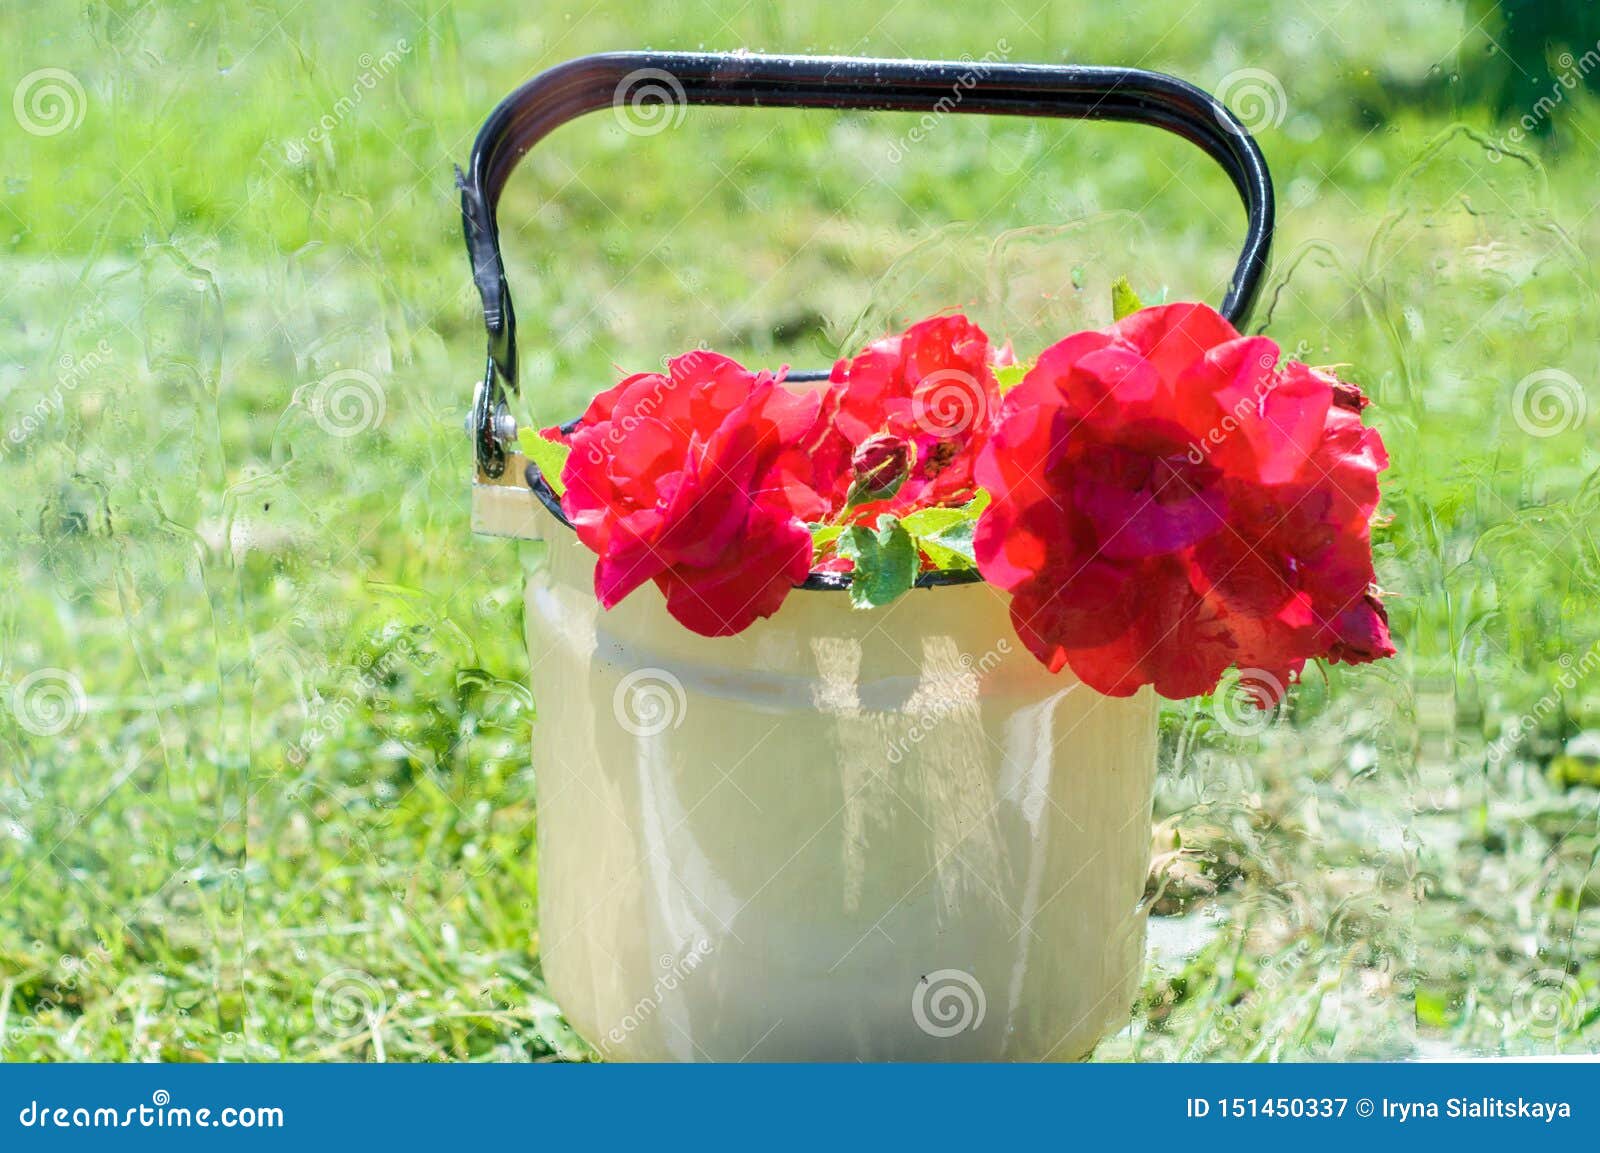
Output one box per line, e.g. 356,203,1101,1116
2,0,1599,1060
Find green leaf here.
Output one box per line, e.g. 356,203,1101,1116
810,523,843,567
898,505,970,537
995,361,1032,393
810,524,843,549
919,518,977,570
838,515,919,610
1111,276,1144,322
899,490,988,536
899,491,989,570
519,429,571,496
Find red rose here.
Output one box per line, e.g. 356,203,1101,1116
556,351,821,636
808,314,1003,514
975,303,1390,700
1188,370,1393,673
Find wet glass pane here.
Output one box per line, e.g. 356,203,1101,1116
1,1,1596,1061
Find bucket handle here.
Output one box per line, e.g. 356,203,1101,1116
459,51,1276,477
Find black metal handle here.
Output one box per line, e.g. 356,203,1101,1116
459,51,1276,477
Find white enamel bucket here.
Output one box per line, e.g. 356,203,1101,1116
458,50,1275,1061
475,466,1158,1061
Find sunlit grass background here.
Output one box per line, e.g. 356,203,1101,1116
2,0,1599,1060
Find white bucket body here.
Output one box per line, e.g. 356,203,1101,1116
483,475,1158,1060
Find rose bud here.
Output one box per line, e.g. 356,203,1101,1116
851,432,910,493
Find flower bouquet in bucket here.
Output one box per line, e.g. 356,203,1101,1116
463,52,1393,1061
527,298,1392,696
